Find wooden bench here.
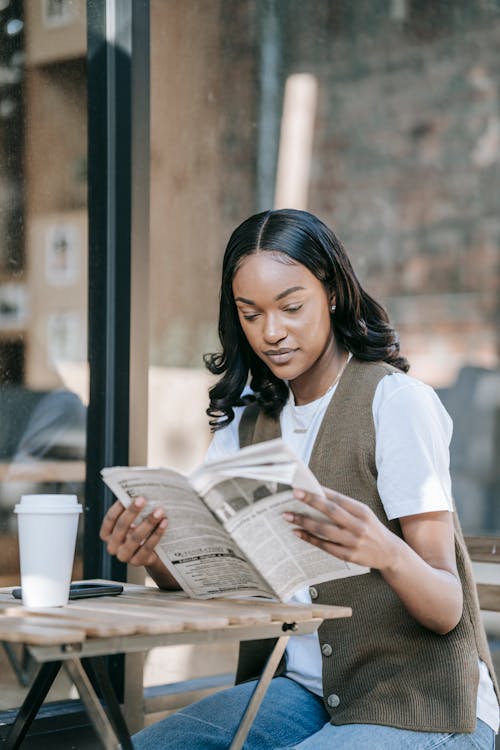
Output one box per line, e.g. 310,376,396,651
465,536,500,614
465,536,500,750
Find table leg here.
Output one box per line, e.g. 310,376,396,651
83,657,134,750
5,660,62,750
63,658,121,750
229,635,290,750
2,643,35,687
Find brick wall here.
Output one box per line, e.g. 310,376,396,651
151,1,499,385
273,1,500,384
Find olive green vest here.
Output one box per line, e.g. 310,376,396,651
237,357,499,732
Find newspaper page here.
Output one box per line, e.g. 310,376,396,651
101,467,274,599
190,439,368,601
102,439,368,601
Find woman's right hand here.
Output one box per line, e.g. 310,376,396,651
99,496,168,568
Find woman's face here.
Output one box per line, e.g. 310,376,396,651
232,251,337,399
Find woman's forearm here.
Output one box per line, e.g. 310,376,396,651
146,556,182,591
381,532,463,634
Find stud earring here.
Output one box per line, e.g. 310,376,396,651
330,304,336,313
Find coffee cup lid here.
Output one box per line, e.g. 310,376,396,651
15,505,83,514
14,494,83,514
19,494,79,506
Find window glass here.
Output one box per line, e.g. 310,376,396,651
0,0,87,710
146,0,500,696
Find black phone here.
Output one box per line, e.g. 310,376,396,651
12,582,124,600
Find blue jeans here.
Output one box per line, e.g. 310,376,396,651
132,676,495,750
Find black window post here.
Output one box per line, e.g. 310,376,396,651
85,0,150,699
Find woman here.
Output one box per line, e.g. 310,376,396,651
100,209,499,749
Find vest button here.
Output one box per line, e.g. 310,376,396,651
321,643,333,657
327,693,340,708
309,586,319,600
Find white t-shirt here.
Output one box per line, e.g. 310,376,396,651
205,371,499,733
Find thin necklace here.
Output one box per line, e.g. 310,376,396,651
290,352,351,434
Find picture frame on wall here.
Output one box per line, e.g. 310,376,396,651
45,223,80,286
42,0,79,29
0,283,27,329
46,310,84,368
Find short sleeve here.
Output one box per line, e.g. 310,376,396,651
204,406,243,462
373,373,454,520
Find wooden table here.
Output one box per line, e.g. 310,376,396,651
0,582,351,750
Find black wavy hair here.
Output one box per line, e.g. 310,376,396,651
204,208,409,430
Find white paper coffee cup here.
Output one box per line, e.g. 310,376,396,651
14,494,83,607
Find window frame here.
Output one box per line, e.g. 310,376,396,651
0,1,150,739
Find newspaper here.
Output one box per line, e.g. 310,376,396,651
101,438,368,601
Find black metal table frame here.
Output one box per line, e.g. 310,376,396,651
4,621,305,750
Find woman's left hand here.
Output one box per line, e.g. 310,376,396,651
284,486,464,634
283,486,398,571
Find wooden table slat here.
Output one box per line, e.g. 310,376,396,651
116,594,274,625
0,618,86,644
66,598,232,631
0,606,141,637
211,596,352,621
108,593,352,625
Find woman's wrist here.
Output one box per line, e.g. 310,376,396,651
146,555,181,591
